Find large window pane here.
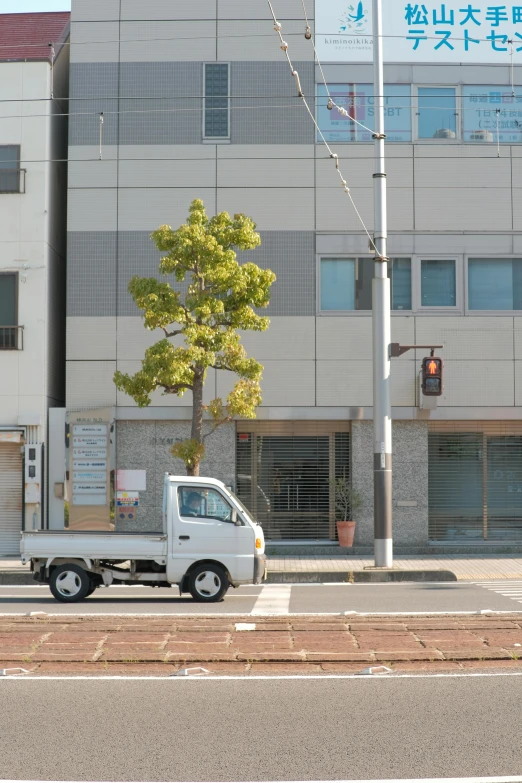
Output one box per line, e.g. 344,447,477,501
317,84,411,142
421,259,456,307
417,87,457,139
468,258,522,310
463,86,522,143
320,259,355,310
390,258,412,310
321,258,412,311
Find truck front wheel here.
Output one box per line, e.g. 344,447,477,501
49,564,92,603
187,564,228,602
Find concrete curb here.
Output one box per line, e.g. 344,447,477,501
266,570,458,583
0,569,458,586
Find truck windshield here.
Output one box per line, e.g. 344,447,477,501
225,490,258,527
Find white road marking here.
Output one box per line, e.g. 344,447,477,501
4,672,522,682
475,581,522,606
2,779,522,783
251,584,292,614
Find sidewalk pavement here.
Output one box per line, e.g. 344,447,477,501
3,555,522,581
267,554,522,580
2,614,522,676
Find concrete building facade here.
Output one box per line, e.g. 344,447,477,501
0,12,70,555
65,0,522,551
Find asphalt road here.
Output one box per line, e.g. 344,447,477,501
1,675,522,780
1,580,522,613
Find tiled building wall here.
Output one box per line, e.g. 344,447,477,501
65,0,522,540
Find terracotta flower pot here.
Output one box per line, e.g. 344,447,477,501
336,520,356,547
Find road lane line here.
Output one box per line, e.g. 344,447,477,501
3,774,522,780
251,584,291,614
5,672,522,681
2,610,522,617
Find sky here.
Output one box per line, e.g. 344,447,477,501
0,0,70,11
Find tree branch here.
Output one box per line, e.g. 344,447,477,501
162,327,184,338
163,383,193,394
210,364,236,372
202,414,232,440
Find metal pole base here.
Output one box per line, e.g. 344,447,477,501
374,538,393,568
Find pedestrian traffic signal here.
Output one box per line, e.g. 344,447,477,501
421,356,443,396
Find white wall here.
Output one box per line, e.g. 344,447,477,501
0,54,68,529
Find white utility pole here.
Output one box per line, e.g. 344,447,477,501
371,0,393,567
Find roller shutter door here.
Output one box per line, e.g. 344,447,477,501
236,425,350,541
0,443,23,555
429,432,522,542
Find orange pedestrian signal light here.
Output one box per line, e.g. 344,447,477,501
422,356,443,397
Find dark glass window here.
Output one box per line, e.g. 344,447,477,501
0,146,20,192
0,273,17,349
205,64,229,138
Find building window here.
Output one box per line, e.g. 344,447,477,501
317,84,411,142
468,258,522,310
204,63,229,139
319,258,412,312
0,273,18,349
420,259,457,307
415,87,458,140
0,146,20,192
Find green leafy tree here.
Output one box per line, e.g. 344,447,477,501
114,199,276,476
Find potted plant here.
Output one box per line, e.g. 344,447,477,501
331,477,363,547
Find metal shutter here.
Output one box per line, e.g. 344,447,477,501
236,425,350,541
429,431,522,542
0,443,22,554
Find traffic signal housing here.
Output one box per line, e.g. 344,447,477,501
421,356,443,396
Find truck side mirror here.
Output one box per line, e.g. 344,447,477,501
231,509,240,526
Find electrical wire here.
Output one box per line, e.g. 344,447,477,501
2,28,522,49
266,0,377,252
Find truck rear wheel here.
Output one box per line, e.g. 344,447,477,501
49,564,91,603
187,564,228,602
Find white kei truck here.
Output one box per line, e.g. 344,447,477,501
20,475,267,603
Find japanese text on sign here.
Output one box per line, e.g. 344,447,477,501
315,1,522,62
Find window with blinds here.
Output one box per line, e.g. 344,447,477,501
236,426,350,541
429,431,522,542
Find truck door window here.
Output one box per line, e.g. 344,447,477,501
178,487,235,523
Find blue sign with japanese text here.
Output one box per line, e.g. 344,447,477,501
316,1,522,62
463,85,522,140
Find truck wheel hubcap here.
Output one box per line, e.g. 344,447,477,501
56,571,81,596
195,571,221,597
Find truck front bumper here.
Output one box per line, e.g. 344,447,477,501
254,553,267,584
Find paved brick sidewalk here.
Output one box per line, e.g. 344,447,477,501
268,554,522,580
2,615,522,676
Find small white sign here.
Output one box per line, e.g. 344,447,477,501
116,469,146,491
73,471,106,481
73,436,107,447
73,460,107,470
73,448,107,459
73,484,107,493
73,494,106,506
116,491,139,506
73,424,107,435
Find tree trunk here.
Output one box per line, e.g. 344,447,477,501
188,369,204,476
